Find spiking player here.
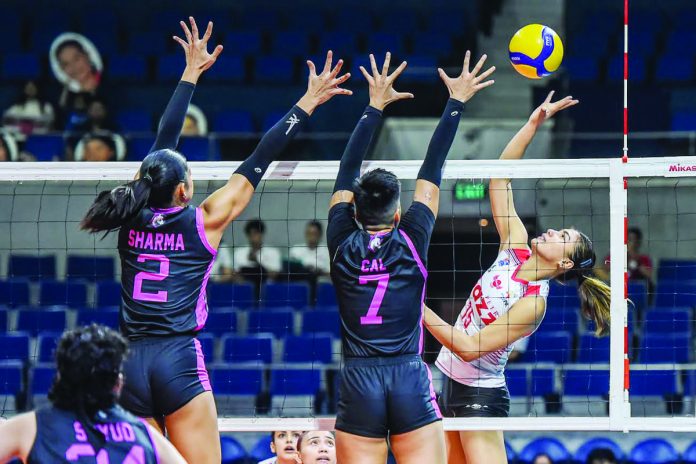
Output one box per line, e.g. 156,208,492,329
80,17,351,464
327,51,495,464
0,325,186,464
425,92,611,464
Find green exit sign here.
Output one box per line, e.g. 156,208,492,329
454,182,486,201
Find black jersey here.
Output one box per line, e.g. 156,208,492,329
27,405,158,464
328,201,435,358
117,205,216,339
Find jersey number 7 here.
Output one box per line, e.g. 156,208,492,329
359,273,389,325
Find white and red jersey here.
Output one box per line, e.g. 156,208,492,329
435,248,549,388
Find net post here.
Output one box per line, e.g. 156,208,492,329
609,159,630,431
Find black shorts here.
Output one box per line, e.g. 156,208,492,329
335,354,442,438
120,335,212,418
438,377,510,418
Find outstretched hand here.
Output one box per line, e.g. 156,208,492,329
297,50,352,115
529,91,579,128
438,51,495,104
173,16,224,83
359,52,414,111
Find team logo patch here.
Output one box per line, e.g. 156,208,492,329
498,258,510,267
491,275,502,290
151,214,165,228
368,235,383,252
465,403,488,410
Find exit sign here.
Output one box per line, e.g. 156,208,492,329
454,182,486,201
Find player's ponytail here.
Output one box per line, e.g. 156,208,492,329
81,149,188,233
560,230,612,337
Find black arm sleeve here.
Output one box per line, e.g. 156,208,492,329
234,105,309,188
327,203,359,259
416,98,465,187
399,201,436,262
333,106,383,193
150,81,195,152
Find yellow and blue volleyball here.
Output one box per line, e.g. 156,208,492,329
509,24,564,79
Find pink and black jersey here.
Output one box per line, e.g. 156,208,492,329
117,205,216,339
27,405,158,463
436,248,549,388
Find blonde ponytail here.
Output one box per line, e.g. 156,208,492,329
578,273,612,337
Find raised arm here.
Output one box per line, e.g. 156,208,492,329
492,91,578,251
424,298,545,362
329,52,413,208
414,51,495,216
151,17,223,152
201,51,351,248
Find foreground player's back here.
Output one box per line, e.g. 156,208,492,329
329,201,434,358
28,405,157,464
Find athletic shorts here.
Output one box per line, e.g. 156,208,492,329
438,377,510,418
335,354,442,438
120,335,211,418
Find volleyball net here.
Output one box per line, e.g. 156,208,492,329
1,157,696,433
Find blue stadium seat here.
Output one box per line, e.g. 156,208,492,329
630,371,677,396
270,31,310,57
262,110,288,131
197,333,215,362
302,310,340,338
2,54,41,80
666,31,696,57
31,363,55,399
239,10,280,31
630,438,679,464
566,31,611,58
628,30,658,56
67,256,115,282
505,369,528,397
76,308,119,329
17,310,67,336
9,255,56,281
574,437,624,463
672,111,696,131
379,11,420,33
249,436,273,463
82,29,120,55
178,136,219,161
283,335,333,363
653,283,696,308
658,259,696,281
108,55,148,82
642,308,692,334
577,334,610,363
0,280,30,307
254,56,295,84
537,308,580,334
127,136,157,161
331,9,374,33
522,331,572,363
208,283,255,308
128,31,169,56
628,281,648,314
424,11,466,34
683,440,696,464
39,281,87,307
518,437,571,463
213,367,263,395
203,310,238,337
207,56,245,83
222,334,274,364
546,292,581,312
400,56,438,83
639,333,691,363
157,54,184,82
562,57,600,82
531,369,555,396
608,56,646,82
563,370,609,396
262,283,309,310
117,110,153,132
213,111,255,133
96,281,122,307
36,332,61,363
286,11,326,32
24,135,64,161
220,436,248,464
247,310,295,338
318,32,358,56
365,32,405,57
0,309,7,333
316,282,337,307
270,368,321,396
0,333,30,361
0,23,21,53
0,360,23,397
224,32,263,56
411,33,453,59
656,55,694,82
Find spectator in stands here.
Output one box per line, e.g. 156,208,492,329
295,431,336,464
600,226,653,287
182,104,208,136
585,448,617,464
532,453,553,464
2,80,55,139
76,132,126,161
258,431,303,464
289,220,331,278
0,132,19,162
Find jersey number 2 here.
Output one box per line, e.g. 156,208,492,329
133,254,170,302
359,273,389,325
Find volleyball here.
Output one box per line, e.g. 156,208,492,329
508,24,564,79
